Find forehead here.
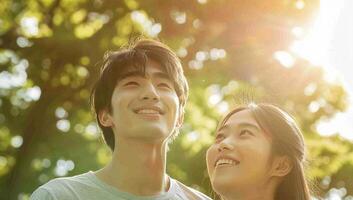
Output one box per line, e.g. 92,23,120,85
223,109,259,128
144,59,166,74
120,59,169,78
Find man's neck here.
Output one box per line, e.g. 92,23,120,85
95,138,170,196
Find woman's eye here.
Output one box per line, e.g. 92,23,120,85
215,134,225,142
239,129,253,137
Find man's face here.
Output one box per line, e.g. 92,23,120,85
102,59,181,143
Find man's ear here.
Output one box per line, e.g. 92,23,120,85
271,156,293,177
98,109,113,127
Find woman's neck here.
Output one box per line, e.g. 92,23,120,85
221,184,277,200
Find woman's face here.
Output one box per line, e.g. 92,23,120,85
206,109,274,195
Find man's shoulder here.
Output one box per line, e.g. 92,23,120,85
171,178,212,200
41,171,93,189
30,172,95,200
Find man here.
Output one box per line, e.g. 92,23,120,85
30,39,211,200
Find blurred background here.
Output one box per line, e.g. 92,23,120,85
0,0,353,199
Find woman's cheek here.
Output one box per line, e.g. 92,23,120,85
206,146,216,174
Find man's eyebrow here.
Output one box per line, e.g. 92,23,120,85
120,71,145,80
119,71,171,80
153,71,171,81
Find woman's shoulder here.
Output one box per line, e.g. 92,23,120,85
170,178,213,200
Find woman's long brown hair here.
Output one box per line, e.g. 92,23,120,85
219,103,311,200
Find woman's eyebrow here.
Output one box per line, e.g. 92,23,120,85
238,122,260,131
217,124,230,133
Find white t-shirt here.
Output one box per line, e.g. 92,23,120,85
30,171,212,200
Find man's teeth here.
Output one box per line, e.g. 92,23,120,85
137,109,160,114
216,159,239,166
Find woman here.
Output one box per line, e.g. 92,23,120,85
206,103,311,200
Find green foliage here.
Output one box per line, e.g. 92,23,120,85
1,0,352,199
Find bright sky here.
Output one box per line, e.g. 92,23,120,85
293,0,353,141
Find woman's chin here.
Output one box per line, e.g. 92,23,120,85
211,176,236,196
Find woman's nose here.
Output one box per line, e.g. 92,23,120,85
217,138,234,152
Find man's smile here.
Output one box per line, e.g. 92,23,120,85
133,105,165,120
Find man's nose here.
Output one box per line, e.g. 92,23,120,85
139,82,160,101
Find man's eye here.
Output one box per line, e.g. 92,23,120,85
239,129,253,136
158,83,171,89
124,81,139,86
